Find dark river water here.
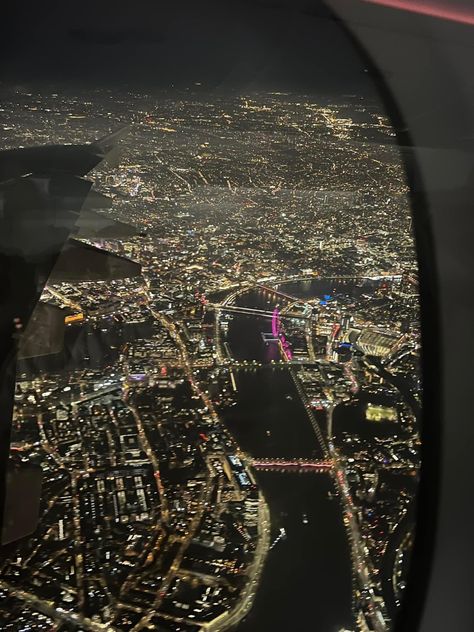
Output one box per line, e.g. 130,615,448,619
221,280,372,631
222,369,353,631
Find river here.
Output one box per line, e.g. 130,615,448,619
221,280,363,631
222,369,353,631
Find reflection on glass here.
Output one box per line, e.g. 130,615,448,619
0,85,420,631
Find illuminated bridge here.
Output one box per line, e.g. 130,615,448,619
256,284,300,303
258,274,402,284
215,305,309,320
251,458,333,474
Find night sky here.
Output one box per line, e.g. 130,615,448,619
0,0,377,96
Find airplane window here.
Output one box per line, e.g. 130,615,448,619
0,2,426,631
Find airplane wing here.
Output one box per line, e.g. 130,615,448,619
0,126,131,181
0,127,139,544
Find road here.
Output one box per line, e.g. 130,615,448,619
327,405,388,632
202,493,271,632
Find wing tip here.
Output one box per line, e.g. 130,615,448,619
91,125,131,155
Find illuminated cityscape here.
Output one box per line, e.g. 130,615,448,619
0,86,420,631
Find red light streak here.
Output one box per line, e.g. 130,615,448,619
361,0,474,26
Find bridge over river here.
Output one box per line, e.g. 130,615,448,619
251,458,333,474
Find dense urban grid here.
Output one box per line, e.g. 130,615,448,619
0,86,420,631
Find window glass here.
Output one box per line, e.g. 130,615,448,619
0,3,420,631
